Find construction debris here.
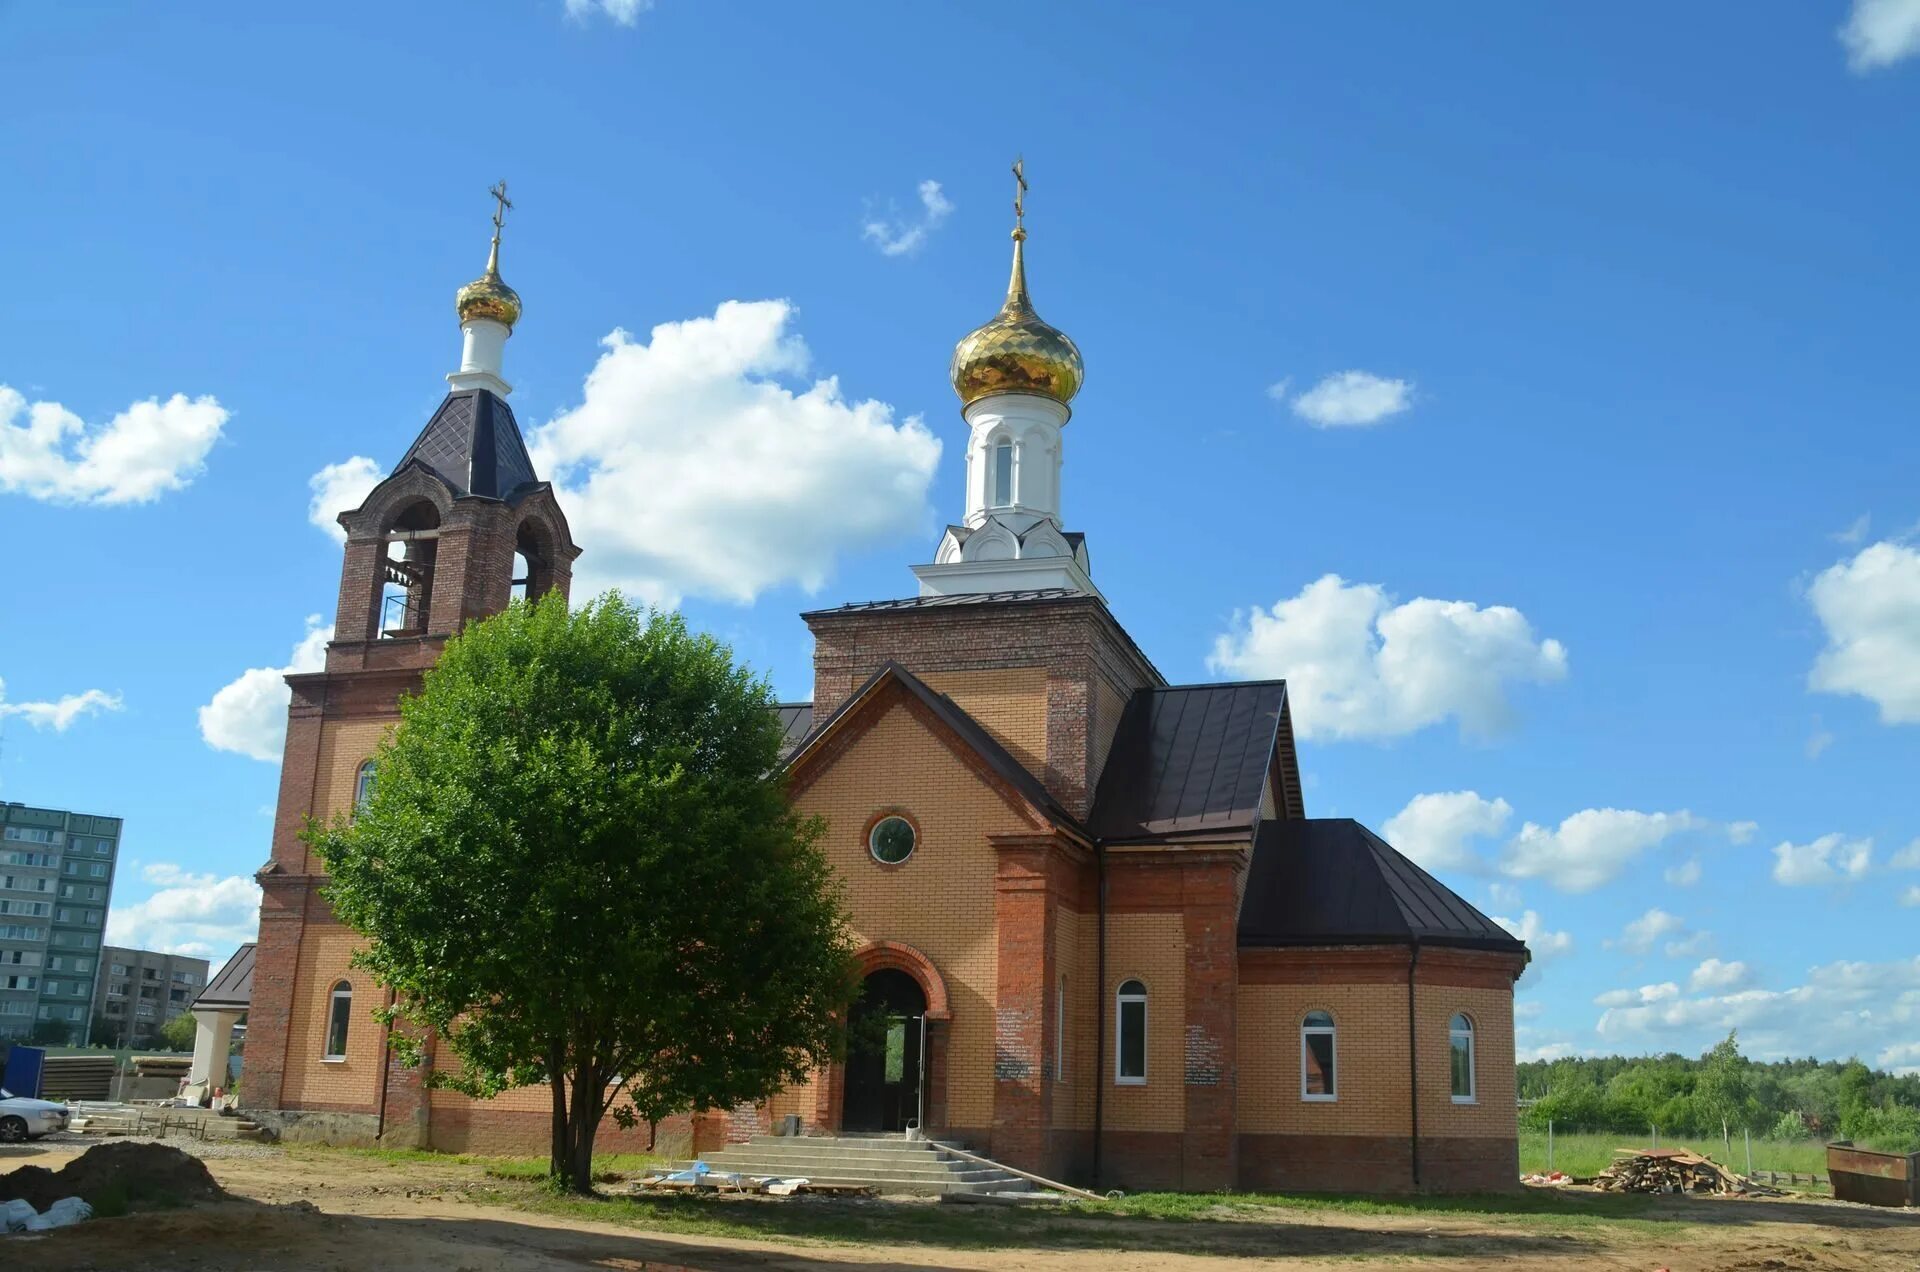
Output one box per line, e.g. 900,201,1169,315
0,1141,227,1215
1592,1147,1782,1196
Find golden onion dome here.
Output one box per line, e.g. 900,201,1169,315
455,236,522,330
950,228,1083,411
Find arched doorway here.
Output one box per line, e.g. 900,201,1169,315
841,968,927,1133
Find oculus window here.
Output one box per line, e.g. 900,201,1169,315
868,815,916,865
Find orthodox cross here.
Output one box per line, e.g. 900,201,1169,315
1011,156,1027,231
488,180,513,240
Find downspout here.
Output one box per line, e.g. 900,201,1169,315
374,987,395,1140
1407,939,1422,1189
1091,840,1108,1189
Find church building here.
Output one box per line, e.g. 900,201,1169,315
236,179,1530,1194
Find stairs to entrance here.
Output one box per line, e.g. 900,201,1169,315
686,1133,1034,1197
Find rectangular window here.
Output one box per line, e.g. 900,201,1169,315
1116,984,1147,1084
1055,976,1067,1082
1449,1016,1476,1103
1301,1012,1337,1101
992,440,1014,507
2,975,33,990
325,987,353,1060
73,958,90,973
89,864,106,877
883,1019,907,1084
95,841,111,856
42,980,59,995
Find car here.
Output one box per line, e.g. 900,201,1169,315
0,1086,70,1142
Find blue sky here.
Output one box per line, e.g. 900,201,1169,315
2,2,1918,1070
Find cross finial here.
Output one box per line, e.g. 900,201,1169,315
483,180,512,275
1011,156,1028,235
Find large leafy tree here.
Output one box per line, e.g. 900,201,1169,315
311,593,856,1192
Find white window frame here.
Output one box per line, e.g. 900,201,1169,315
1055,974,1067,1083
355,761,377,812
323,981,353,1061
1301,1010,1338,1102
1114,979,1147,1085
991,438,1015,507
1449,1012,1476,1104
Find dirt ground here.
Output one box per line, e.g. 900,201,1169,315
5,1135,1920,1271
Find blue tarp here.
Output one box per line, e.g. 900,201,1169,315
2,1044,46,1099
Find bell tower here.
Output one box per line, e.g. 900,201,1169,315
245,187,579,1139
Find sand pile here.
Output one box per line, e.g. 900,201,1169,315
0,1142,227,1214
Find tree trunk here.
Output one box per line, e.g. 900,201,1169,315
564,1066,603,1195
548,1049,568,1182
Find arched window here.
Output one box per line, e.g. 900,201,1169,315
1449,1012,1476,1103
354,761,377,813
324,980,353,1060
1055,974,1067,1082
1301,1010,1336,1101
991,439,1015,507
1115,979,1147,1085
379,500,440,638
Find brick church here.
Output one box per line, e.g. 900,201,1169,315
240,184,1530,1193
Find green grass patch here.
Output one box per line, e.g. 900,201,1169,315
1518,1130,1836,1192
289,1143,668,1183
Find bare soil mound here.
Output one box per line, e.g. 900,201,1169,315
0,1141,226,1214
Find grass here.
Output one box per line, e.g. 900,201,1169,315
1519,1130,1837,1190
288,1143,669,1183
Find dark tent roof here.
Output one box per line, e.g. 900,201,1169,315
774,703,813,759
1089,682,1288,841
786,662,1083,835
1238,819,1526,954
396,389,540,501
189,942,256,1012
805,588,1086,615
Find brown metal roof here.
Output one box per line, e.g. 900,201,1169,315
1238,820,1527,954
1088,682,1289,841
190,942,256,1012
774,704,813,759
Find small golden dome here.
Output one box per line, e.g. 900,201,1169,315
950,229,1083,411
455,238,522,330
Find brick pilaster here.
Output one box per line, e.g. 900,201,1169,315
1181,857,1241,1190
991,837,1056,1170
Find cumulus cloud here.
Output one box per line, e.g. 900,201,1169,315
1690,958,1750,993
0,677,122,732
861,180,955,257
1664,858,1702,887
1502,809,1698,894
1492,910,1573,960
0,385,227,504
1727,821,1759,845
105,861,260,959
1519,1041,1579,1062
1840,0,1920,71
1288,371,1414,428
1807,540,1920,723
1595,983,1680,1008
1611,907,1688,956
1771,833,1873,886
308,456,384,543
1208,575,1567,741
1903,886,1920,909
564,0,651,25
1890,839,1920,870
198,617,332,761
1382,791,1511,873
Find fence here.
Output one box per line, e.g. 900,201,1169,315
1520,1123,1831,1190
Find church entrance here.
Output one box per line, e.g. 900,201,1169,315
841,968,926,1133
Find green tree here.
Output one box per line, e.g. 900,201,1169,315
159,1011,198,1052
1695,1031,1755,1135
310,593,857,1193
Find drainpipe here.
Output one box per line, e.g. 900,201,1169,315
1407,940,1422,1189
374,987,395,1140
1091,841,1108,1189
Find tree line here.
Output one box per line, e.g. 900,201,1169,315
1519,1031,1920,1150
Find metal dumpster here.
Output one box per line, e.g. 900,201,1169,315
1827,1141,1919,1208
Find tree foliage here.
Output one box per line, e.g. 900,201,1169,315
159,1011,198,1053
310,593,858,1192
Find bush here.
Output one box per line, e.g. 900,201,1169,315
1769,1111,1809,1141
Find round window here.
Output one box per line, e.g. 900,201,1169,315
869,815,916,865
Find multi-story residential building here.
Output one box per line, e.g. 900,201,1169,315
93,946,210,1048
0,801,122,1044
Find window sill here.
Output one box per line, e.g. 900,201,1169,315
1451,1096,1477,1105
320,1056,348,1064
1301,1094,1338,1103
1115,1076,1146,1087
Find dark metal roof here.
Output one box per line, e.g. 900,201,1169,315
804,588,1087,616
189,942,256,1012
1088,682,1288,841
786,662,1084,836
1238,819,1527,954
774,703,813,759
396,389,541,501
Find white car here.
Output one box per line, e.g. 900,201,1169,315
0,1086,70,1142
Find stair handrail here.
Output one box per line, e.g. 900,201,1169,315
927,1139,1114,1202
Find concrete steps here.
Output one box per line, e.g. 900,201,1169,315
687,1133,1033,1197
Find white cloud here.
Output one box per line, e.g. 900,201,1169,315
1382,791,1511,873
1208,575,1567,741
0,677,122,731
1690,958,1750,993
1881,1040,1920,1076
528,302,941,607
1595,982,1680,1008
1833,513,1872,545
1890,839,1920,870
1502,809,1697,894
1610,908,1687,956
1808,540,1920,723
861,180,955,257
1492,910,1573,960
198,616,332,761
1727,820,1759,845
1899,885,1920,908
1664,930,1713,959
1805,724,1835,759
1488,881,1523,909
1664,858,1702,887
1519,1041,1578,1062
308,456,385,543
0,385,227,505
1289,371,1414,428
1840,0,1920,71
105,862,260,959
1264,378,1291,403
564,0,651,25
1771,833,1873,886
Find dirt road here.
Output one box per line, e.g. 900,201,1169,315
6,1135,1920,1270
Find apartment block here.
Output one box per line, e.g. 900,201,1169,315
94,945,210,1047
0,801,122,1044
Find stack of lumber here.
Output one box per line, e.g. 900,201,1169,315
1593,1147,1780,1196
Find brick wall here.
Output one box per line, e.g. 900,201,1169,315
917,666,1048,778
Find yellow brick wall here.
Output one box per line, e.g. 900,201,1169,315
1103,913,1186,1133
1088,676,1129,793
917,667,1047,779
280,925,381,1109
1419,987,1516,1139
307,719,393,872
1236,984,1412,1136
792,699,1029,1130
1051,905,1096,1131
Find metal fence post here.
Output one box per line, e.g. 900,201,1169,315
1547,1119,1554,1174
1744,1128,1753,1176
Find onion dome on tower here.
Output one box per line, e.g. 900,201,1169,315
455,229,522,331
949,162,1083,412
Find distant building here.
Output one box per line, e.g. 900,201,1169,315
0,802,122,1045
94,946,210,1048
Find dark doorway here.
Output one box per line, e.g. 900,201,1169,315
841,968,926,1133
